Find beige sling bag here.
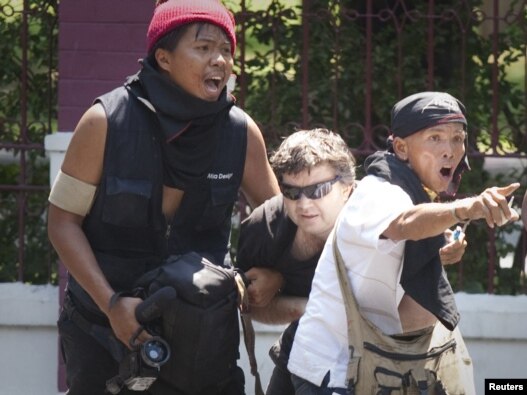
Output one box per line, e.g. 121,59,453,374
333,234,474,394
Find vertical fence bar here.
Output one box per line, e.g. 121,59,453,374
363,0,373,148
301,0,310,128
487,227,496,294
234,0,249,223
490,0,500,153
396,15,403,98
271,8,278,133
238,0,247,108
426,0,435,90
332,1,339,133
16,0,30,281
460,30,467,99
486,0,502,291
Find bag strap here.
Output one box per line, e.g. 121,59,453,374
234,271,265,395
63,295,127,363
332,231,363,392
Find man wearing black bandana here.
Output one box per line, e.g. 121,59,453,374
288,92,519,395
48,1,279,394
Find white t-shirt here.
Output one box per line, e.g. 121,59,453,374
288,175,414,388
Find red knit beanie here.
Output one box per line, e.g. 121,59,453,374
147,0,236,55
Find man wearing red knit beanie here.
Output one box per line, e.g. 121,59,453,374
147,0,237,55
49,1,280,394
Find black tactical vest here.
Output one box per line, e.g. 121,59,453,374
167,104,247,265
71,85,246,304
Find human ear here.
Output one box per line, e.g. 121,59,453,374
154,48,171,72
392,137,408,161
342,182,354,200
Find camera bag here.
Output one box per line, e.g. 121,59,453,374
134,252,263,395
333,236,474,395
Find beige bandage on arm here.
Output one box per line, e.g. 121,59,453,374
48,170,97,216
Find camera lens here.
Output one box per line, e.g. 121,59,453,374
141,337,171,368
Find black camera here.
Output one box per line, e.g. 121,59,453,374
106,287,177,394
106,336,171,393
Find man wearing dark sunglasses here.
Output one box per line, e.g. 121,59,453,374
280,175,343,201
236,128,356,395
289,92,519,394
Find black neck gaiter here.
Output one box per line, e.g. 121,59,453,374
127,59,235,189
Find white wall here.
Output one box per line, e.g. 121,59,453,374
455,293,527,394
1,284,526,395
0,283,59,395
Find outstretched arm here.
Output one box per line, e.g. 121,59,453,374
383,183,520,241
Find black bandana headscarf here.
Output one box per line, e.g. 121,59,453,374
389,91,470,196
126,59,235,189
364,151,460,330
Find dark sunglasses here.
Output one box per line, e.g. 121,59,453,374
280,176,341,200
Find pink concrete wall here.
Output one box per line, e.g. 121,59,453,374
58,0,154,131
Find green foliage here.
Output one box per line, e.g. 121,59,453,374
0,0,58,284
1,0,525,294
236,0,304,143
1,1,58,135
236,0,525,152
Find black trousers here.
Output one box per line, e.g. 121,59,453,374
266,364,295,395
58,307,139,395
58,302,246,395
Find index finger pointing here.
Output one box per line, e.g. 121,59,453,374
497,182,520,197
